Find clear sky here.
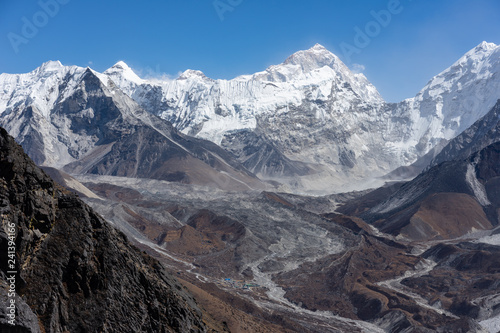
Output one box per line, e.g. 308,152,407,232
1,0,499,102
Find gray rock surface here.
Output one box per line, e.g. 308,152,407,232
0,127,209,333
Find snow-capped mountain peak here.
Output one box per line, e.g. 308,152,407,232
283,43,340,71
412,41,500,117
104,61,144,85
111,60,131,70
37,60,64,73
311,43,328,50
249,44,347,84
473,41,497,52
177,69,212,81
451,41,498,71
102,61,144,96
242,44,383,105
0,62,86,120
94,44,385,151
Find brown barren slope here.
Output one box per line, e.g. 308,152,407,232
401,193,492,240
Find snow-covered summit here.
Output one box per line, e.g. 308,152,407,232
283,43,340,71
417,41,499,99
253,44,348,77
111,60,131,70
98,44,385,145
0,61,85,119
470,41,497,53
37,60,64,73
177,69,213,81
246,44,383,104
103,61,144,86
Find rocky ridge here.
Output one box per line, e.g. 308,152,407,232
0,127,214,332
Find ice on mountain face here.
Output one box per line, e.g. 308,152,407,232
104,61,143,84
250,44,383,104
111,61,129,70
396,42,500,153
0,61,86,120
87,42,500,191
0,61,156,168
38,60,64,72
104,44,385,147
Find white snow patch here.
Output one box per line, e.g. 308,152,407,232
466,163,491,206
477,233,500,246
480,314,500,333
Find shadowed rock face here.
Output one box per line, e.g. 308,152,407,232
221,129,312,178
0,127,209,333
356,142,500,241
67,70,266,191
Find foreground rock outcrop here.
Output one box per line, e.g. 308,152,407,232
0,126,210,332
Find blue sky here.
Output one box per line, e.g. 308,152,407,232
1,0,499,102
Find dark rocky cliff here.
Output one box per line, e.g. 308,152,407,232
428,99,500,168
0,127,209,332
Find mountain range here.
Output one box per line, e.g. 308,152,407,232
102,41,500,192
0,63,266,192
1,41,500,193
1,41,500,332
